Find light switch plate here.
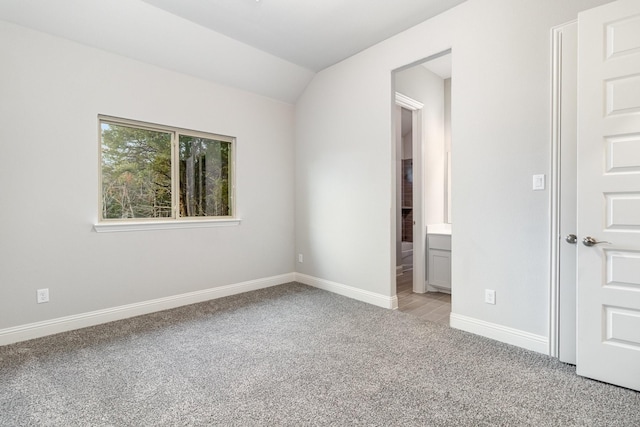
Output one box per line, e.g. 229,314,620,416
533,174,545,191
37,288,49,304
485,289,496,305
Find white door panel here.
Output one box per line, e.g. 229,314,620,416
577,0,640,391
606,133,640,173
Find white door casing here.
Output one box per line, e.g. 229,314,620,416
395,93,426,295
577,0,640,391
551,21,578,365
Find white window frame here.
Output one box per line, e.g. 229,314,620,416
94,115,240,233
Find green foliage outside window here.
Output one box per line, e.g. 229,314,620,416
179,135,231,218
100,120,232,221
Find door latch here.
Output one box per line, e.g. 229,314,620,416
582,236,611,247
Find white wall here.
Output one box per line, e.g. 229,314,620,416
295,0,613,339
444,79,452,153
0,22,295,331
402,133,412,160
401,107,412,160
295,60,393,296
444,78,452,223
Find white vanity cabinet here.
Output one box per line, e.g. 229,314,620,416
427,233,451,292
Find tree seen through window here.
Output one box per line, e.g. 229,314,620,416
100,119,233,221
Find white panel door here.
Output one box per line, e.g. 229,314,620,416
577,0,640,391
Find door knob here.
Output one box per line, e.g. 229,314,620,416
565,234,577,244
582,236,611,247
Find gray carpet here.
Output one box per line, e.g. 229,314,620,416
1,283,639,426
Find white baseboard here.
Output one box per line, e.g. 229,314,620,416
450,313,549,355
295,273,398,309
0,273,295,346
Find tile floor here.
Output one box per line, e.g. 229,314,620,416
396,270,451,325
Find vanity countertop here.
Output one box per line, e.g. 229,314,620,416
427,223,451,235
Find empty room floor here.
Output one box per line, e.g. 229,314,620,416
396,272,451,325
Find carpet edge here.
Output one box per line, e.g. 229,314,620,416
450,312,549,354
295,272,398,309
0,273,295,346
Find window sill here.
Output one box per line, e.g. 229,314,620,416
93,218,242,233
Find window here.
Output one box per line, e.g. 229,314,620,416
99,116,234,226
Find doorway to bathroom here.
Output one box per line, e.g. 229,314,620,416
393,50,452,324
399,106,415,277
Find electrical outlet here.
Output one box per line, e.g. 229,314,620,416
484,289,496,305
298,253,304,263
37,288,49,304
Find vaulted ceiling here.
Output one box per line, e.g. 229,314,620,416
141,0,466,71
0,0,466,102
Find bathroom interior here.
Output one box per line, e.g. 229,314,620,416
395,52,452,324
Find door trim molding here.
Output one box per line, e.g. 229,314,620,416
395,92,424,111
549,23,564,359
395,92,426,294
550,20,577,359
